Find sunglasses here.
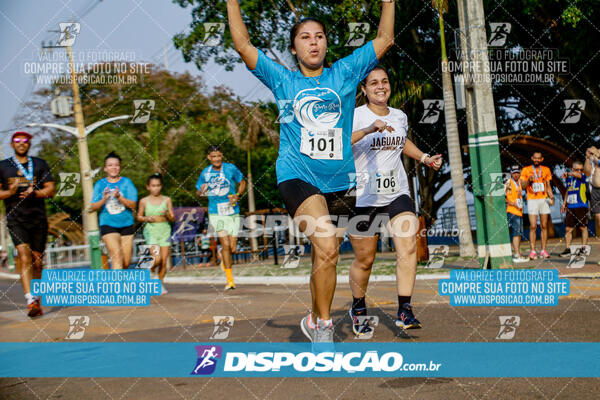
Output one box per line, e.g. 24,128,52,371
573,169,583,172
12,138,30,143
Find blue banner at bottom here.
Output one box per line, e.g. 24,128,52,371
0,342,598,377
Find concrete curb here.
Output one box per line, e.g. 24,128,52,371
163,273,451,285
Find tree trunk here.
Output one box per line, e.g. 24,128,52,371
247,148,258,253
439,11,476,257
247,148,256,213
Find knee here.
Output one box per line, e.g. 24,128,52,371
111,251,123,263
396,239,417,260
313,241,339,264
18,253,31,265
220,239,231,250
32,254,43,269
354,252,375,270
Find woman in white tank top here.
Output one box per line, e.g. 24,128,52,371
348,66,443,336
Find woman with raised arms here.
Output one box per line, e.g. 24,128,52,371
227,0,396,344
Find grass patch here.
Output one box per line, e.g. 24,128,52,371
167,258,451,278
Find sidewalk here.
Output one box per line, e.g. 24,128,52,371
1,238,598,283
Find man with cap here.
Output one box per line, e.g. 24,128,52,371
584,146,600,264
0,131,55,317
560,160,589,257
505,165,528,263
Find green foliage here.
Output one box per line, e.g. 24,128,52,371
561,4,583,27
34,65,278,221
172,0,599,222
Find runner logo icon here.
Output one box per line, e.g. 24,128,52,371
488,22,511,46
201,23,225,46
567,245,590,268
56,172,80,197
57,23,80,46
65,316,90,340
191,345,222,375
419,100,444,124
282,245,304,269
276,100,295,124
210,316,234,339
131,99,155,124
355,316,379,339
345,23,370,47
561,100,586,124
488,173,510,196
496,316,520,339
426,245,449,269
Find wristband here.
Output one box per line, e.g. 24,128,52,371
420,153,430,164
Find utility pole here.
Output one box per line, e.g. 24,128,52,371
457,0,512,268
38,24,130,269
67,41,102,269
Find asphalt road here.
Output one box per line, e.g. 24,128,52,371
1,277,599,399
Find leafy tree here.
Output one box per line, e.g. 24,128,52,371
173,0,599,224
24,65,278,221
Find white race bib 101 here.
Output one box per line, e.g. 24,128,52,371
567,194,578,204
532,182,545,193
217,202,235,216
369,169,399,195
300,128,343,160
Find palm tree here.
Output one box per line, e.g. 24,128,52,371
432,0,476,257
227,104,278,252
141,119,187,173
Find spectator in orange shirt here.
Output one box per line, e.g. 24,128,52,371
520,152,555,260
505,165,528,263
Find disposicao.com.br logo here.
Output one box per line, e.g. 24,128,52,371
190,344,442,376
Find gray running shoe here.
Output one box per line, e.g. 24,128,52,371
315,319,334,343
300,314,315,342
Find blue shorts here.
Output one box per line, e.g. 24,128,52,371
507,213,523,238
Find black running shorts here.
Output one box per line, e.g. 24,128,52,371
352,194,415,235
278,179,356,227
7,219,48,253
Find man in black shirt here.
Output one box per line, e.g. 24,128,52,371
0,131,55,317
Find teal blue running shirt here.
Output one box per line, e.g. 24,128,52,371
249,41,378,193
196,163,244,215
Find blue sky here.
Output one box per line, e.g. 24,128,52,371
0,0,272,155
